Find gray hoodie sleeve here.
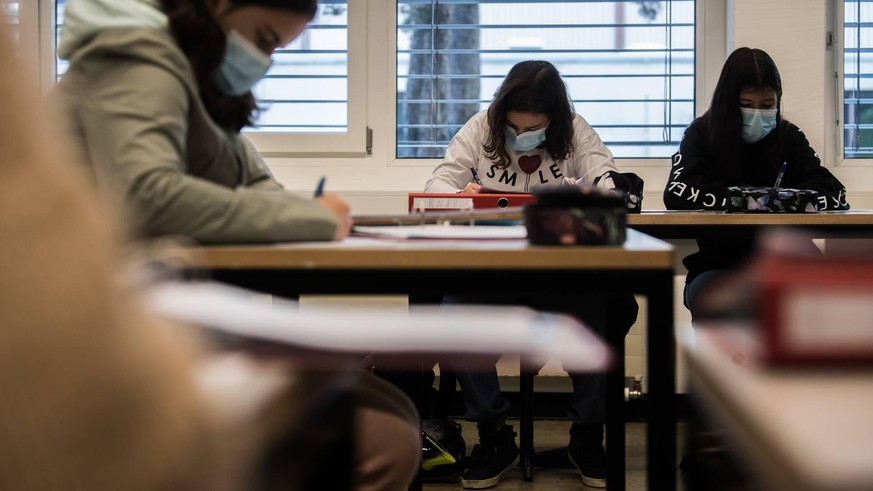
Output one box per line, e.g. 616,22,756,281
61,39,336,244
238,135,285,191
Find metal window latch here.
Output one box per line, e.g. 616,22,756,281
366,127,373,155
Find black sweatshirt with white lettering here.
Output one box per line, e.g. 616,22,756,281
663,117,850,284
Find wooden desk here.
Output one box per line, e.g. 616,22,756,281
628,210,873,239
176,229,676,491
679,322,873,491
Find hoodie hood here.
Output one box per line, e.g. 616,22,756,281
57,0,168,60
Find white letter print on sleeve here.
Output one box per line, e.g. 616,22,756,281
667,152,723,208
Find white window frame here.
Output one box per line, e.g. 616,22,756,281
831,0,873,167
245,0,368,156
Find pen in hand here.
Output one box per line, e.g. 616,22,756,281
774,162,787,188
470,167,482,185
314,176,326,197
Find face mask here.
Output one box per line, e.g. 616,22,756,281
213,30,273,96
740,107,778,143
505,125,547,152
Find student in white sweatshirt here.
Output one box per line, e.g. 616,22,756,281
426,60,638,490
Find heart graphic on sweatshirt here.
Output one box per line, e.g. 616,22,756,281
518,155,542,174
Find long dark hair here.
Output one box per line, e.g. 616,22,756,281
484,60,575,168
702,47,784,170
159,0,317,132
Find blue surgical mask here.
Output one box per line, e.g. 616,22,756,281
505,125,547,152
213,30,273,96
740,107,778,143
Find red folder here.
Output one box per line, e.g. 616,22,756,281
758,255,873,365
408,192,537,212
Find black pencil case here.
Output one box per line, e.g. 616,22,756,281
727,186,819,213
524,186,627,245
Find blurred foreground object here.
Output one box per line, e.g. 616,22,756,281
144,280,612,373
0,19,420,491
0,22,218,491
693,228,873,365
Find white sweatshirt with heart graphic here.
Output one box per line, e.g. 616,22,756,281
425,110,617,194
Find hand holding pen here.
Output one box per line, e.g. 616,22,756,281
774,161,787,188
312,176,352,240
470,167,482,185
314,176,327,197
462,167,482,194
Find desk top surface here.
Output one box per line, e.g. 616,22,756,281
176,228,673,270
628,209,873,226
357,208,873,227
680,323,873,491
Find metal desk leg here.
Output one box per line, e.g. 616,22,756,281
519,361,536,481
647,274,676,491
606,307,627,491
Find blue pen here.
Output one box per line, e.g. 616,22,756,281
470,167,482,185
774,162,787,188
314,176,326,197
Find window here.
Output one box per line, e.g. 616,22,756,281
53,0,365,154
395,0,695,159
238,0,367,154
843,0,873,159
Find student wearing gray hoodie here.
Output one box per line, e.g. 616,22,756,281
51,1,421,490
54,0,351,244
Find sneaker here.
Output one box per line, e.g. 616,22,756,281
460,424,520,489
568,424,607,488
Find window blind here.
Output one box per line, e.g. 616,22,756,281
54,0,350,135
844,0,873,158
249,0,349,134
396,0,695,159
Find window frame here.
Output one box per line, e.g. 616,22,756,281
832,0,873,167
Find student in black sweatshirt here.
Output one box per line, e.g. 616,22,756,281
663,47,849,321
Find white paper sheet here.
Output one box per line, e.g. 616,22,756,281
144,281,609,372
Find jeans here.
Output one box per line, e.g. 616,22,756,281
443,292,638,427
683,269,728,323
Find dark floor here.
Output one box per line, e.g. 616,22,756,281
422,419,688,491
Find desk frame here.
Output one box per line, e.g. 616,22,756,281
628,210,873,239
179,232,675,491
